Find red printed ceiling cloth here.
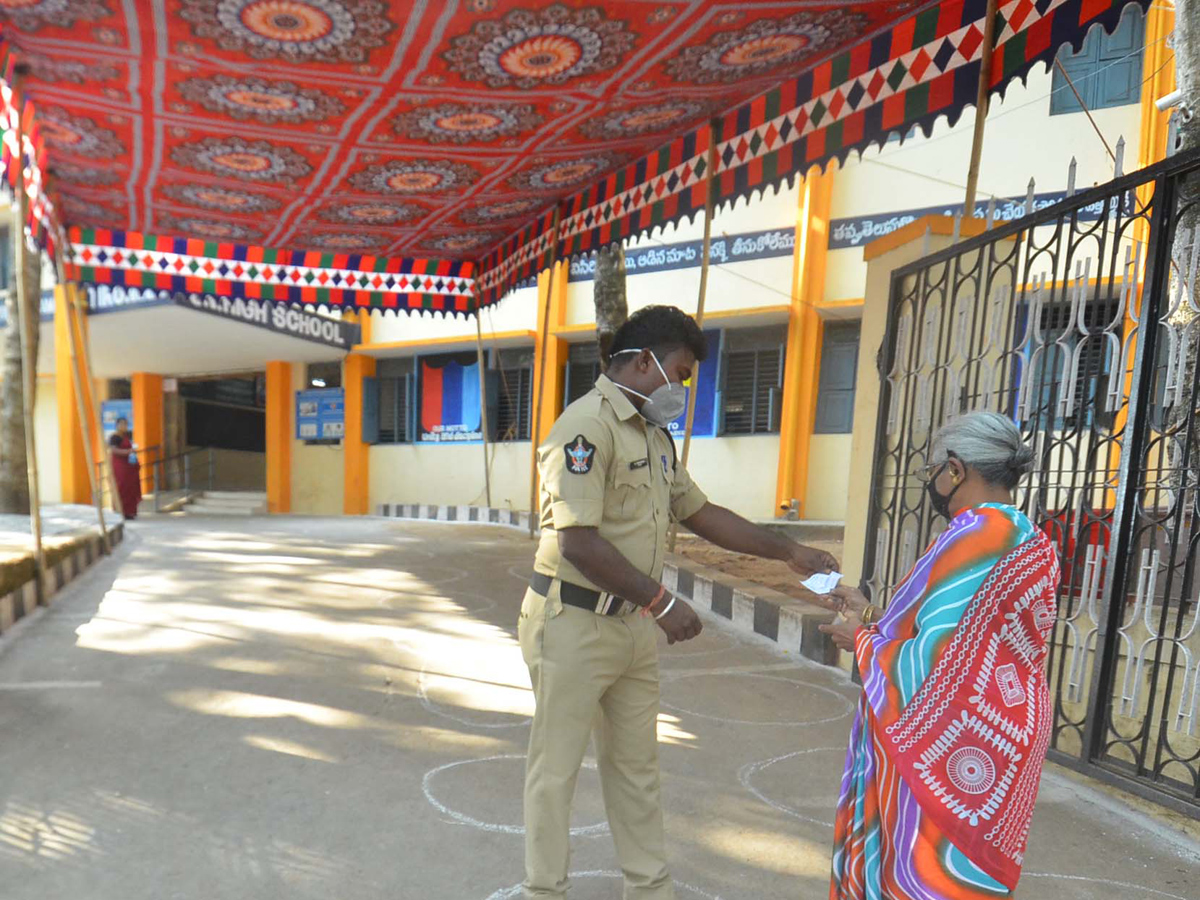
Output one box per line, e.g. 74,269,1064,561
0,0,1147,316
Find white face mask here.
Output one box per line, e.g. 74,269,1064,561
612,349,688,427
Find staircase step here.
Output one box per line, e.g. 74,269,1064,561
202,491,267,502
185,503,265,516
194,495,266,508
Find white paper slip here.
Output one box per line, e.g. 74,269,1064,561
801,571,843,595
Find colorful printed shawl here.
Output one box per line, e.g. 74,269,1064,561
831,505,1060,899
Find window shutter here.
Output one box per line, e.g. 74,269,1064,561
362,377,380,444
1050,5,1143,115
815,327,861,434
379,378,397,443
397,374,410,442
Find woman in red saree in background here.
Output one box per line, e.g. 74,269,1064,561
821,412,1060,899
108,416,141,520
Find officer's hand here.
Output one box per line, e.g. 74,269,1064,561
787,543,840,576
656,596,703,645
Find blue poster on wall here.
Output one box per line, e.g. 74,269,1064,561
101,399,133,443
666,329,720,439
101,399,135,463
296,388,345,440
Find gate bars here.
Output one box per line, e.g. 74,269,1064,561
862,147,1200,816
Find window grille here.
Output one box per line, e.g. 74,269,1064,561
565,342,602,408
376,358,412,444
1023,297,1121,431
720,326,785,435
494,347,534,441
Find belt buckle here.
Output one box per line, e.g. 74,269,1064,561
595,592,620,616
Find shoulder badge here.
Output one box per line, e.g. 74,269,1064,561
564,435,597,475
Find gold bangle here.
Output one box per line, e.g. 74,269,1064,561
861,605,878,626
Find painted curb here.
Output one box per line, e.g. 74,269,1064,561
0,523,125,637
378,503,837,667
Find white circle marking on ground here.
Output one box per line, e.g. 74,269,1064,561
661,672,855,726
423,755,608,837
484,870,726,900
737,746,845,827
1023,873,1191,900
416,664,531,730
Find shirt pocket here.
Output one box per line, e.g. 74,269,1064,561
609,457,653,519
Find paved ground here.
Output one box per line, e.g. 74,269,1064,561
0,516,1196,899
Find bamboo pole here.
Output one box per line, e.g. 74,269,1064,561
963,0,999,213
47,211,109,549
68,284,122,520
474,306,492,508
63,280,111,552
527,207,562,539
10,79,46,604
670,119,720,553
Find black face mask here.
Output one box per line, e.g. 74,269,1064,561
926,463,962,520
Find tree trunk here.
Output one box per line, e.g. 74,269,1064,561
594,243,628,372
1164,2,1199,505
0,231,41,514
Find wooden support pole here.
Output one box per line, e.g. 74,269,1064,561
474,307,492,508
963,0,999,213
528,207,562,538
670,119,720,552
54,235,111,552
69,287,122,519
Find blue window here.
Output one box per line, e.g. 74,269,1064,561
1050,5,1144,116
814,322,860,434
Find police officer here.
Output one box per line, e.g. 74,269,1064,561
519,306,838,899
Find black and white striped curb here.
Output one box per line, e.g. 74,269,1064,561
378,503,837,666
0,523,125,635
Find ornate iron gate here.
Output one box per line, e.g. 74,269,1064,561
862,148,1200,815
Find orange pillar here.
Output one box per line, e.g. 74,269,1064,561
54,285,90,504
532,260,569,447
131,372,163,496
265,361,292,514
343,352,376,515
775,168,834,518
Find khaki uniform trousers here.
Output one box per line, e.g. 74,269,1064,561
519,584,674,900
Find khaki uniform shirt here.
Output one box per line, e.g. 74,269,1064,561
534,374,709,590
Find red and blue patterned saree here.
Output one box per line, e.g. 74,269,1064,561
831,504,1060,899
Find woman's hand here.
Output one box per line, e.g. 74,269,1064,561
829,584,870,617
787,544,840,577
819,611,862,651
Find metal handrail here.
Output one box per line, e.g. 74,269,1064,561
96,445,215,513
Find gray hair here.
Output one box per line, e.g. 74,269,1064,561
929,411,1034,490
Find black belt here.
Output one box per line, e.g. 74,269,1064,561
530,571,631,616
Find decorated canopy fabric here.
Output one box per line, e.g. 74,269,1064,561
0,0,1148,316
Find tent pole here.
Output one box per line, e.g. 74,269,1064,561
11,83,46,604
474,306,492,508
69,285,122,521
670,118,720,553
528,207,562,539
963,0,999,213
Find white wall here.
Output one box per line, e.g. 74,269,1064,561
371,441,532,512
681,435,780,520
34,375,61,504
825,64,1143,302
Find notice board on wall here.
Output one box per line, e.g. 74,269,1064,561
296,388,345,441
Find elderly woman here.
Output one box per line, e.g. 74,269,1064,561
821,411,1060,900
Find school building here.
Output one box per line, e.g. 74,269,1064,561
8,3,1168,530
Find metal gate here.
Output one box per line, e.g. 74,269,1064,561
862,147,1200,815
